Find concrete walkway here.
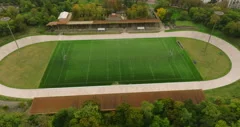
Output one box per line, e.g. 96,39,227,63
0,31,239,99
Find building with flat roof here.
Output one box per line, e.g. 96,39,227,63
228,0,240,8
201,0,240,8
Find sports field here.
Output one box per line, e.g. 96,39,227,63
40,38,202,88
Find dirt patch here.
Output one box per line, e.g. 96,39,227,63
30,89,205,114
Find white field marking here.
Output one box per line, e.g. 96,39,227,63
85,42,93,84
50,77,184,85
106,46,109,80
160,39,177,77
118,42,122,81
42,42,61,86
57,43,72,84
129,59,135,79
149,64,156,80
174,42,196,79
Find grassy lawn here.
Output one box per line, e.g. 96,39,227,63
167,20,240,50
171,21,239,99
0,42,57,89
205,80,240,100
178,37,231,80
0,95,30,101
175,21,196,27
40,38,201,88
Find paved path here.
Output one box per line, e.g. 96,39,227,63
0,31,239,99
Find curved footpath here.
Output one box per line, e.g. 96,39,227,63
0,31,239,99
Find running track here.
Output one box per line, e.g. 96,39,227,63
0,31,239,99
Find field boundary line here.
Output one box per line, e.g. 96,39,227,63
175,43,196,79
129,59,135,79
48,77,185,86
161,38,177,77
106,46,109,80
41,42,60,87
118,42,122,81
57,43,72,84
149,64,156,80
85,42,93,84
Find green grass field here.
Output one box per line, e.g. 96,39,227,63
0,42,57,89
178,38,231,80
40,38,202,88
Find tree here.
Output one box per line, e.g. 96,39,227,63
153,100,164,114
72,4,80,20
209,13,220,25
189,7,212,24
180,0,203,10
156,0,170,7
48,15,57,22
179,11,190,21
115,103,131,126
223,21,240,37
150,116,170,127
52,108,75,127
231,119,240,127
141,101,154,125
125,108,144,127
104,0,122,12
6,6,19,19
156,8,167,20
19,0,35,13
73,102,102,127
200,101,221,127
0,110,24,127
14,14,27,31
127,4,148,19
178,108,192,125
215,120,229,127
24,115,51,127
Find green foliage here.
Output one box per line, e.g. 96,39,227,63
104,0,122,12
153,100,164,114
72,3,106,20
150,116,170,127
156,8,167,20
187,7,240,37
127,3,148,19
52,108,76,127
0,110,24,127
125,108,144,127
223,21,240,37
73,102,102,127
215,120,230,127
0,97,240,127
6,6,19,19
157,0,171,7
178,11,190,21
189,7,212,23
141,101,154,124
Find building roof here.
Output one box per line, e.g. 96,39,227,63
58,11,69,19
67,21,94,25
29,89,205,114
47,18,160,26
93,19,160,24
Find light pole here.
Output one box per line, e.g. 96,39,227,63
0,17,19,50
203,11,224,54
